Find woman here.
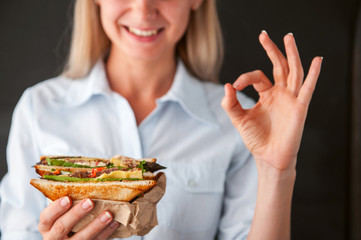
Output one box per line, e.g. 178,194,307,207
0,0,322,239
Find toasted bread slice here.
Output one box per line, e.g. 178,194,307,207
30,178,156,202
37,156,157,173
40,156,109,161
41,155,156,163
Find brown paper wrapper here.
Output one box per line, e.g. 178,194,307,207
71,172,166,238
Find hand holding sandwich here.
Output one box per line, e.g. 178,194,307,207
38,197,119,240
222,32,322,239
32,156,166,239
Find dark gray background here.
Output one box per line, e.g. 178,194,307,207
0,0,360,239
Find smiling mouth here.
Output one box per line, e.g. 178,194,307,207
125,26,163,37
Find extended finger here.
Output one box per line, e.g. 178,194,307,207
221,83,246,127
233,70,273,93
284,33,304,94
93,220,120,240
72,211,115,240
259,31,289,85
38,196,72,233
298,57,323,105
49,198,94,239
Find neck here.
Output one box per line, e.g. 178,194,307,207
106,46,176,100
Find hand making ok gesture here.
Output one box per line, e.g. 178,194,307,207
222,31,323,174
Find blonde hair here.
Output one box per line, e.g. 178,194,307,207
63,0,223,83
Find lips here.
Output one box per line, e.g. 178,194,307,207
124,26,164,38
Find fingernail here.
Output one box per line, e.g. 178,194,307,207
288,32,294,36
100,211,112,223
261,30,268,35
233,81,240,88
60,197,70,207
320,56,324,60
81,199,93,210
110,220,119,228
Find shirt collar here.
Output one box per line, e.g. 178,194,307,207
60,59,219,127
158,60,219,127
61,59,112,107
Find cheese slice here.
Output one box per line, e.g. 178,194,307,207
110,158,128,168
97,170,143,179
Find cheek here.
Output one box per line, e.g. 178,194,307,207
166,9,191,42
99,5,124,36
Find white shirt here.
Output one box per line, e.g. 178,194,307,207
0,60,257,240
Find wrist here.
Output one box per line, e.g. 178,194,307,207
255,157,297,182
255,159,296,210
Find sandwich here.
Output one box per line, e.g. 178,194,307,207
30,155,166,202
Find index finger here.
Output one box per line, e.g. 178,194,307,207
38,196,72,232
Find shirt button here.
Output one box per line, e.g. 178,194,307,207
188,179,197,187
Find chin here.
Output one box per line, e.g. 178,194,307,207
124,47,173,63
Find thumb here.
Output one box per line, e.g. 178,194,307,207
221,83,246,128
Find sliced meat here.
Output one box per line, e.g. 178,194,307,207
69,171,91,178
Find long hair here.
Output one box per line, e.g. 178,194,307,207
63,0,223,83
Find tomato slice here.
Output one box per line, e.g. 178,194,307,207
52,169,61,175
90,167,106,178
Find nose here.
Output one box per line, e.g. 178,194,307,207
134,0,158,20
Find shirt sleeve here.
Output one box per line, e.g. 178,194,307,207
217,133,258,240
0,88,46,240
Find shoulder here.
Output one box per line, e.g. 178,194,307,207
9,75,74,141
24,75,73,105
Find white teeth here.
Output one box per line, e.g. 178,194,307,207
128,27,159,37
